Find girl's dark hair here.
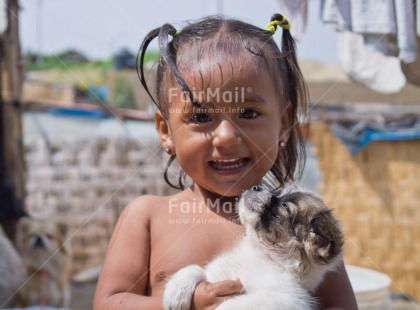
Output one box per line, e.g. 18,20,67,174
137,14,308,190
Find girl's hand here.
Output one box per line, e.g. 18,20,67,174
191,279,243,310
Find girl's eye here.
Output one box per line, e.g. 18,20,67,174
190,113,212,123
240,109,259,119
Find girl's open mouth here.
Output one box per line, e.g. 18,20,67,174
209,158,250,171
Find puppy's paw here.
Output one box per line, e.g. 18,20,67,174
163,265,207,310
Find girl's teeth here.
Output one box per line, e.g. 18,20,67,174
214,158,240,163
212,158,245,170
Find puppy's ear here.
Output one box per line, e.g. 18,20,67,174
310,211,343,264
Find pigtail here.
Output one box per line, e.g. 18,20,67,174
136,27,161,108
268,13,301,109
137,26,188,190
157,24,195,190
137,24,200,111
159,24,200,107
268,13,309,184
273,13,306,113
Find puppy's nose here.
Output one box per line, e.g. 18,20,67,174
251,185,262,192
270,195,279,206
34,236,45,248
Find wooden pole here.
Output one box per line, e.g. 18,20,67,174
0,0,26,238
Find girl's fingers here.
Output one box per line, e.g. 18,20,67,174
211,279,243,297
192,280,243,310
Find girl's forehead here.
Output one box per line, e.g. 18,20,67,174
176,37,275,86
179,56,271,90
164,36,285,104
169,58,282,109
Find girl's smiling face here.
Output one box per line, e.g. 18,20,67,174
156,60,290,197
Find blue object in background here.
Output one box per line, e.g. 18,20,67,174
331,119,420,154
86,85,108,103
48,107,110,119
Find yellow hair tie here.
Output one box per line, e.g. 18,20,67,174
265,17,290,34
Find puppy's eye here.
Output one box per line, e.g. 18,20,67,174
310,219,317,233
281,203,290,212
45,233,53,239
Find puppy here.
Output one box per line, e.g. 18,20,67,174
15,217,72,308
163,185,344,310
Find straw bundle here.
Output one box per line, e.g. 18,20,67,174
310,122,420,299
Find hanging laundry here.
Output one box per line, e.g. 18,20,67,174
350,0,397,34
392,0,416,63
321,0,416,62
321,0,417,92
402,37,420,87
320,0,351,31
338,31,406,93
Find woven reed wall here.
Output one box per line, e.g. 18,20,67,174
310,122,420,299
24,136,174,274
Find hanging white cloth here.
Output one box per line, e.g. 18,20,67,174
338,31,406,93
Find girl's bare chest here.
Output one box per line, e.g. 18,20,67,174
148,214,243,295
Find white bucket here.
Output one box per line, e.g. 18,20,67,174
346,265,392,310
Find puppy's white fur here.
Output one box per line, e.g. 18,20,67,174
163,185,343,310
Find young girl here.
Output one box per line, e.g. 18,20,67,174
94,14,358,310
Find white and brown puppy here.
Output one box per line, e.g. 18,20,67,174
15,217,72,308
163,185,343,310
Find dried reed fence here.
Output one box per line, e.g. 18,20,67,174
310,122,420,299
24,136,174,274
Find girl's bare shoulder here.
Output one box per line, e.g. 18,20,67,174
123,191,185,219
110,193,180,241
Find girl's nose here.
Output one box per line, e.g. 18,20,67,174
212,120,242,149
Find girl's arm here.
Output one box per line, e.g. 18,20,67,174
316,259,359,310
94,196,162,310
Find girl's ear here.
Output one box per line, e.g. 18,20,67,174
279,100,292,144
155,110,174,154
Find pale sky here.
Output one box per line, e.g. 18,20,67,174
18,0,338,63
